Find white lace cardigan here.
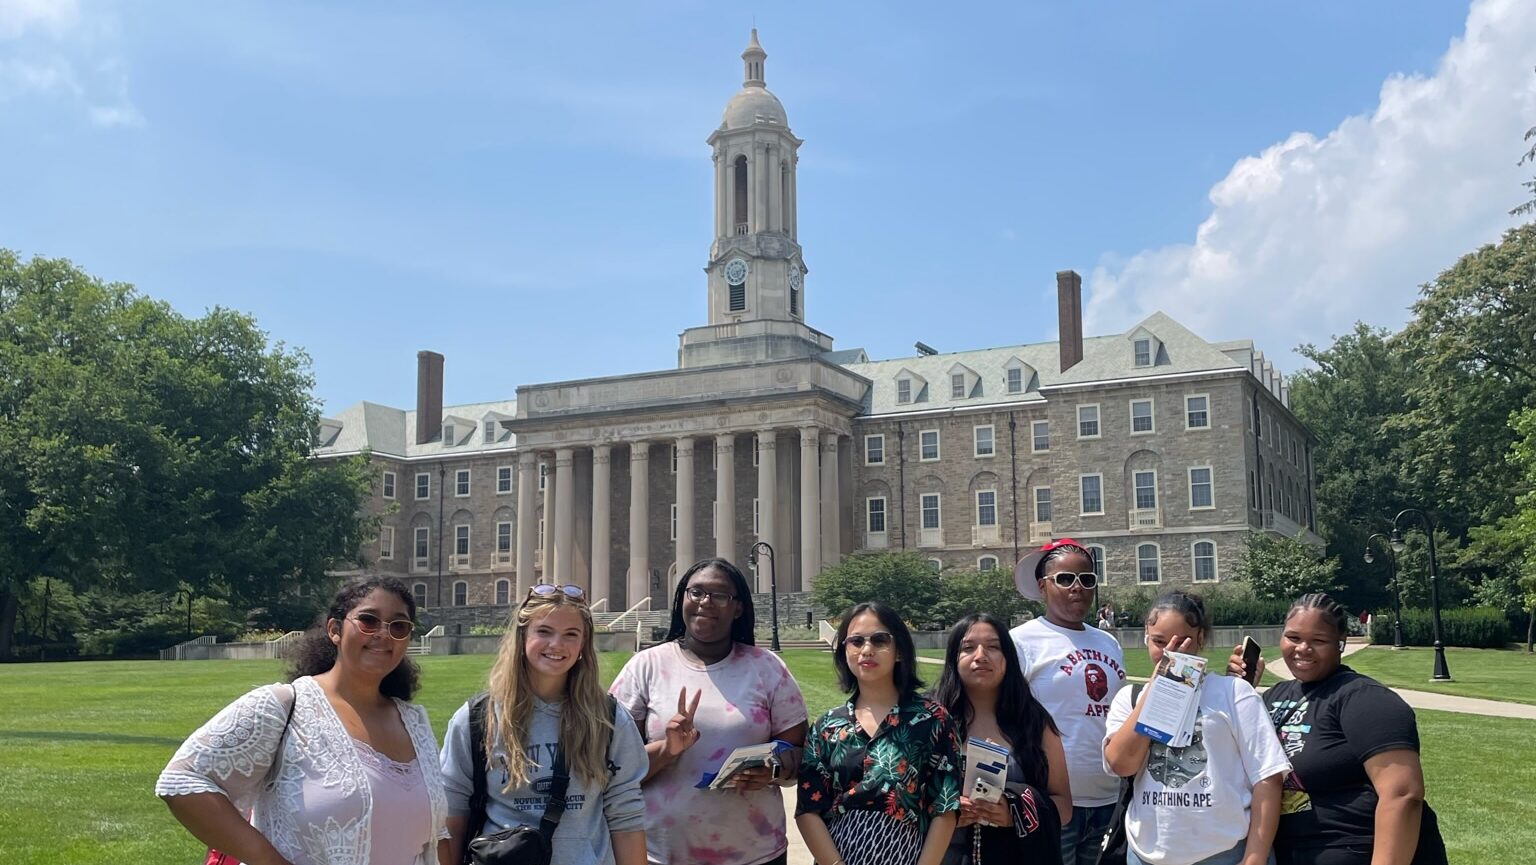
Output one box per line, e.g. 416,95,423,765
155,676,450,865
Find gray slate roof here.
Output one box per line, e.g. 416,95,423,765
314,398,519,460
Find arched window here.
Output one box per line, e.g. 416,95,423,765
732,155,750,235
412,583,428,609
927,558,944,574
1087,545,1107,582
495,579,511,606
452,580,468,607
1192,541,1218,582
1136,544,1161,584
977,556,998,572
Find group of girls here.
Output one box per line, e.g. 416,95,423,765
157,540,1446,865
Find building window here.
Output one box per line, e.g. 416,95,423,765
1248,397,1256,432
976,490,997,527
670,445,678,473
1186,394,1210,430
382,471,396,500
1080,475,1104,515
452,580,468,606
1249,471,1258,509
753,498,760,536
670,504,679,541
412,582,428,608
928,558,944,574
1192,541,1217,582
921,493,941,530
1077,404,1100,439
1137,544,1161,583
484,420,498,444
538,462,548,491
537,518,544,550
867,497,887,534
919,429,940,461
1134,338,1152,367
1130,399,1155,434
978,556,998,572
495,579,510,605
1007,367,1024,393
1032,420,1049,452
414,527,430,565
496,521,512,563
442,423,456,446
973,425,995,457
865,434,885,466
497,466,513,495
379,526,394,560
415,472,431,500
1134,470,1158,510
951,373,967,399
1189,467,1214,509
454,524,471,566
1087,545,1106,582
455,469,471,497
1034,487,1052,523
897,378,913,404
729,282,746,312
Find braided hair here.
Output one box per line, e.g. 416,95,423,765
1287,592,1349,640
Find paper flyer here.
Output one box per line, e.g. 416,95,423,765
1133,651,1207,747
962,737,1010,803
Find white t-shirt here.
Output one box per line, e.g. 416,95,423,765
609,641,808,865
1104,674,1291,865
1011,617,1128,806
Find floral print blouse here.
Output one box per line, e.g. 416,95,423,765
796,693,963,833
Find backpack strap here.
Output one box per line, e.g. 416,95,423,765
465,692,492,844
536,743,572,841
604,693,621,775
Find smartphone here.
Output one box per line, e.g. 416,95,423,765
1241,636,1263,686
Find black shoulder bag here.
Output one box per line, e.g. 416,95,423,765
464,693,619,865
1095,683,1143,865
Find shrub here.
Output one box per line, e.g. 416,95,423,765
1102,585,1291,627
812,552,940,627
931,569,1036,630
1369,607,1511,648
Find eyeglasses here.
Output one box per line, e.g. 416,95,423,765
527,584,586,601
684,586,736,606
348,613,415,641
1045,571,1098,590
843,632,895,651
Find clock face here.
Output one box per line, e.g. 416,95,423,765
725,258,749,286
789,269,803,290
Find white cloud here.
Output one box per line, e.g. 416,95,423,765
0,0,79,39
1084,0,1536,372
0,0,141,127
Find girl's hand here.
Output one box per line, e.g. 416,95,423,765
957,796,980,828
663,688,701,758
729,765,776,792
969,797,1011,828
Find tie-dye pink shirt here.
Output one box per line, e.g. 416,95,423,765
610,641,808,865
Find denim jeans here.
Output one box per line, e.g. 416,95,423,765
1059,802,1118,865
1126,839,1273,865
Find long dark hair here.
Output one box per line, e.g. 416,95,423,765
287,576,421,700
833,601,922,698
932,613,1057,789
665,557,756,645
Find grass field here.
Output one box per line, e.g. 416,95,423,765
2,652,1531,864
1344,645,1536,705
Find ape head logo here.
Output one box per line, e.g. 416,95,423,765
1084,663,1108,702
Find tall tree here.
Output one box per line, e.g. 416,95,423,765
0,251,374,658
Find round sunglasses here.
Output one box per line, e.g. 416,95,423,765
526,584,586,601
843,631,895,650
347,613,415,641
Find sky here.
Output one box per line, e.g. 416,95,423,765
2,0,1533,414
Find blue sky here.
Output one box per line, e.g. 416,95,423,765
3,1,1532,413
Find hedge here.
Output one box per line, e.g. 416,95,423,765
1104,590,1293,627
1368,608,1511,649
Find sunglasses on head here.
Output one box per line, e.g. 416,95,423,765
843,631,895,650
347,613,415,641
527,584,586,601
1043,571,1098,590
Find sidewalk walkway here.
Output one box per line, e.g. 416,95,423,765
1261,640,1536,719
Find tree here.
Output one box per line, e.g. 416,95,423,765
1233,531,1339,601
931,568,1036,630
0,251,375,658
811,552,941,627
1515,65,1536,218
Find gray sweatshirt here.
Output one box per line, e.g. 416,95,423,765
441,695,647,865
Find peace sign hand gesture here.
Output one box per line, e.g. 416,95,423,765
663,687,702,758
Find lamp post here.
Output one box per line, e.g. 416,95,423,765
1363,533,1404,649
175,588,194,643
748,541,781,652
1390,508,1452,681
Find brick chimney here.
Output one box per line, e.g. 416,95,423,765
415,350,444,445
1057,270,1084,373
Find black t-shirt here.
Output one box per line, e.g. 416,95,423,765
1263,667,1445,865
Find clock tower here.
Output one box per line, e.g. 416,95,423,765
682,29,830,368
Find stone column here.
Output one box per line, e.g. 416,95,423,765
726,152,738,233
715,433,736,563
590,445,610,601
799,426,821,587
820,432,840,574
553,448,575,585
714,152,726,238
755,430,777,593
768,145,782,232
787,156,798,239
540,455,555,581
675,437,695,582
516,453,538,598
628,442,651,609
752,144,767,233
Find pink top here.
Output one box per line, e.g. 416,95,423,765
352,740,432,865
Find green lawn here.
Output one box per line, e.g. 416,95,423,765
1344,646,1536,705
1,652,1529,864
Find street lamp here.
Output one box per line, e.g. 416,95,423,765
1363,533,1404,649
1390,509,1453,681
175,588,195,643
748,541,781,652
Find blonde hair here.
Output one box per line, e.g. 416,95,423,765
483,591,613,790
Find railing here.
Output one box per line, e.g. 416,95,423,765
865,531,889,549
607,597,653,632
971,525,1001,546
406,625,443,656
1261,509,1304,539
159,635,217,661
1029,521,1053,543
1129,507,1162,529
268,630,305,659
734,222,749,236
589,597,610,613
818,619,838,647
919,527,944,548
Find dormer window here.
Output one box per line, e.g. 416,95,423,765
1007,367,1023,393
897,379,913,404
951,374,966,399
1134,338,1152,367
442,423,455,446
484,420,496,444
